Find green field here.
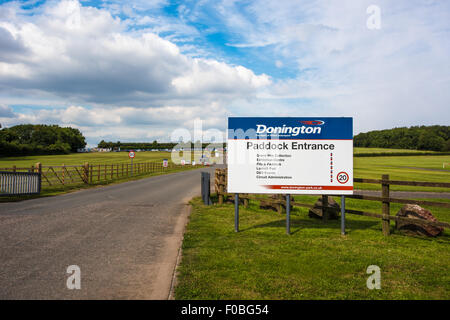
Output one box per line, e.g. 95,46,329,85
175,196,450,300
354,147,438,154
354,155,450,192
0,147,441,167
0,151,178,167
0,149,449,193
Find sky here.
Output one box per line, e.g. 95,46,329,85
0,0,449,146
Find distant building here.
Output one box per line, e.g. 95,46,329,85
91,147,112,152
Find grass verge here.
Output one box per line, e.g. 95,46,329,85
175,195,450,299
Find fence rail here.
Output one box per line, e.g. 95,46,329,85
214,169,450,236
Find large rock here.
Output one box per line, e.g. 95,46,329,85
308,196,340,219
259,195,293,213
395,204,443,237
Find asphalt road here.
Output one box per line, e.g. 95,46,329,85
0,166,216,299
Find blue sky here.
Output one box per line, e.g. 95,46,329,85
0,0,449,146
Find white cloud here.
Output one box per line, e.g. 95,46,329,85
208,0,450,133
1,0,449,145
172,59,270,96
0,104,15,118
0,103,229,145
0,0,270,106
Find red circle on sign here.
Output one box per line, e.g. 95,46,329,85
337,171,349,184
128,151,135,158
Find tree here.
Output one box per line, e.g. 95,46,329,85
354,125,449,151
0,124,86,156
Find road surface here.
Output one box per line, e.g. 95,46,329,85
0,166,216,299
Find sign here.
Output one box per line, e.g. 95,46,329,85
128,151,135,159
181,159,186,166
227,117,353,195
163,159,168,167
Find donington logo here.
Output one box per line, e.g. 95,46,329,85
300,120,325,125
256,122,324,135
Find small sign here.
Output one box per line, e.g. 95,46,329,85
181,159,186,166
128,151,135,159
163,159,168,167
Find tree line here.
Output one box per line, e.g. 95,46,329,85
354,125,450,152
1,124,448,157
0,124,86,156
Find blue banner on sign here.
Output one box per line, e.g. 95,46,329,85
228,117,353,140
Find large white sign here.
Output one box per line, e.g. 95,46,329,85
227,117,353,195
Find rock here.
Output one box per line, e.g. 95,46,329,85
395,204,443,237
308,196,340,219
259,199,278,212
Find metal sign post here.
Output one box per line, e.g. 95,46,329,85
129,151,135,176
341,195,346,235
286,194,291,235
201,172,212,205
235,193,239,232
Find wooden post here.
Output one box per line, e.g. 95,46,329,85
83,162,89,184
243,195,249,208
322,195,329,223
12,165,16,173
89,165,93,184
122,163,124,177
36,162,42,193
62,164,65,185
277,194,283,214
381,174,390,236
218,171,224,205
110,164,113,179
98,165,100,181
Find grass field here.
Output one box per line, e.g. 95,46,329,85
0,147,442,167
354,155,450,192
0,149,449,193
354,147,438,154
0,151,179,167
175,196,450,300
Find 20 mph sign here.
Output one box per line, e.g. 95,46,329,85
227,117,353,195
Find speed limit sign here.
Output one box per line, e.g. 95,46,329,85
128,151,135,159
337,171,349,184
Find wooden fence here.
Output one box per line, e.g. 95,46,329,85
214,168,450,236
0,161,188,188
